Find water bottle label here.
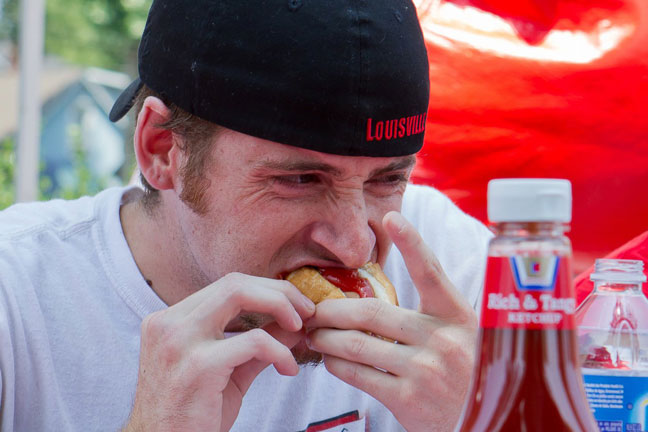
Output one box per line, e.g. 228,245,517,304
481,255,576,329
583,374,648,432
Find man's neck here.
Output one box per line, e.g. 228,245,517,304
119,197,202,306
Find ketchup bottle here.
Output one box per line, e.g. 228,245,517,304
454,178,597,431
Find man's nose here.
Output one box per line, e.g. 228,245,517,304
310,194,376,268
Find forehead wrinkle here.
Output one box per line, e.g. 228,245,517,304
368,155,417,178
256,159,342,176
256,155,416,179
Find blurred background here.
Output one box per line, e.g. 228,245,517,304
411,0,648,277
2,0,647,278
0,0,149,207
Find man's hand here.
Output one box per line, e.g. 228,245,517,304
123,273,315,432
304,211,478,432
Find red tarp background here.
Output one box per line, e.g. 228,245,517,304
411,0,648,277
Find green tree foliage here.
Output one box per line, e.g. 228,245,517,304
0,0,145,207
45,0,149,71
0,137,15,209
1,0,149,71
0,135,110,210
0,0,19,45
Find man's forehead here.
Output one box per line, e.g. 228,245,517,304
219,128,416,176
255,154,417,177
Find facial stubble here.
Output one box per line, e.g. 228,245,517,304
229,312,323,366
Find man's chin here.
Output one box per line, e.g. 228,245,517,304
291,339,323,366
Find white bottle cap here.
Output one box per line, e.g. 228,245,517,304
590,259,647,283
487,178,572,223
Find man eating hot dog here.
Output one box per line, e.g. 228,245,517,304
0,1,492,431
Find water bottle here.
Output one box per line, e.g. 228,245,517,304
576,259,648,432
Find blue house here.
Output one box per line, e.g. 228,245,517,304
1,63,133,195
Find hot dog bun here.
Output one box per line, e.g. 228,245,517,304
359,262,399,306
286,263,398,363
285,267,346,303
286,262,398,306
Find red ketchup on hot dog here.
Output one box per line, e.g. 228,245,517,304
317,268,374,298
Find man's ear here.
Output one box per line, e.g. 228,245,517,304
133,96,180,191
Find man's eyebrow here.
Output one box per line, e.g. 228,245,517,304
257,160,342,176
368,155,417,178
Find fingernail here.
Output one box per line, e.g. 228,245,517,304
302,296,316,313
390,212,407,235
292,310,303,329
305,334,313,348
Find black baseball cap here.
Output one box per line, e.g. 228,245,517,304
109,0,430,157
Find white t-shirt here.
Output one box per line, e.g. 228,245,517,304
0,184,491,431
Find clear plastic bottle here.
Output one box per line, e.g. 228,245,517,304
575,259,648,431
455,178,597,431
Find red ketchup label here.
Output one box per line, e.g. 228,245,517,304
318,268,375,298
481,255,576,330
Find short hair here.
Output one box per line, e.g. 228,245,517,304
132,85,221,214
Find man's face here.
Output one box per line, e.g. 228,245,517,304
172,128,415,295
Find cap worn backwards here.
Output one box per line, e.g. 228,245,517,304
109,0,430,157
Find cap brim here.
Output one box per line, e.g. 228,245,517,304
109,78,144,122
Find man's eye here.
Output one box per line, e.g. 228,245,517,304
273,174,320,187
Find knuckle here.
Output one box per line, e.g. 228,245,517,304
346,332,369,358
221,271,245,282
269,280,294,301
219,275,251,303
420,334,474,387
141,311,184,365
278,279,300,296
141,310,169,341
359,298,384,327
218,272,245,291
183,345,211,373
275,278,294,290
409,350,435,377
399,380,419,404
178,346,221,390
458,309,479,328
246,328,272,348
348,363,363,385
438,334,471,363
226,285,247,304
421,256,443,282
331,356,362,385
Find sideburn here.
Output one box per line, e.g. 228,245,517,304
176,130,221,215
179,172,211,215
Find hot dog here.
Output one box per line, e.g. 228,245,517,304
285,262,398,306
284,263,398,363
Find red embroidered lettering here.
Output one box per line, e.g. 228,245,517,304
365,113,426,141
375,121,384,140
398,118,406,137
406,116,414,136
385,120,394,140
366,118,374,141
